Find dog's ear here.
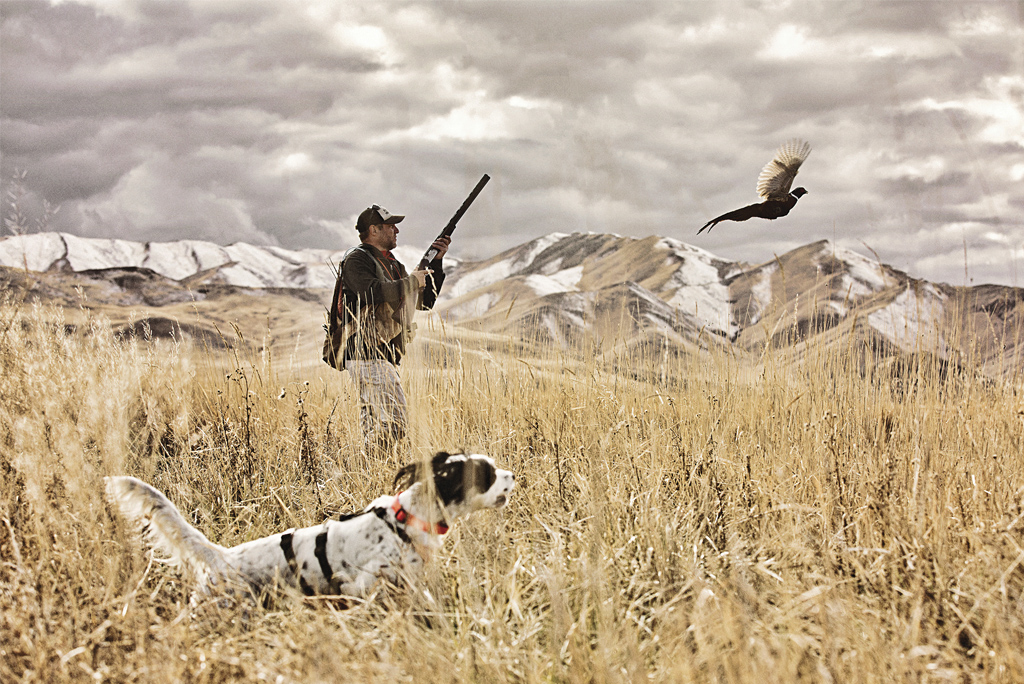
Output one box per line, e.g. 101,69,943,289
393,452,454,491
431,452,470,505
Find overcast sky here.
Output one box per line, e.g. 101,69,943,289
2,0,1022,287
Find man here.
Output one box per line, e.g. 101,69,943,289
331,204,450,455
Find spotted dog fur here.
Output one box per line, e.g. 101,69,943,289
106,452,514,601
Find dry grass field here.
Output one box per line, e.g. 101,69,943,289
2,292,1023,683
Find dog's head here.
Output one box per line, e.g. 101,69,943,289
394,452,515,516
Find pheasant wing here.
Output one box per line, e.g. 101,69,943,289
756,139,811,201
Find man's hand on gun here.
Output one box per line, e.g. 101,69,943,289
429,235,451,260
410,268,431,289
409,235,450,288
411,236,450,289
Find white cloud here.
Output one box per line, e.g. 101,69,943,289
984,231,1011,245
54,0,140,20
3,0,1023,286
911,76,1024,147
329,23,400,66
877,155,949,183
508,95,546,110
389,96,509,142
758,24,821,60
950,9,1021,37
276,152,315,175
77,157,271,246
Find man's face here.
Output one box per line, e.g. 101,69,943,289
373,222,399,251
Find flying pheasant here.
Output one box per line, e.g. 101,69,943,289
698,139,811,234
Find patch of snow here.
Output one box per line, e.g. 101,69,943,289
0,233,67,271
539,257,564,275
831,279,866,315
524,266,584,296
512,233,569,270
61,234,147,272
143,241,230,280
446,258,514,299
660,251,733,336
441,236,575,301
445,292,500,319
0,232,352,288
445,234,576,299
655,237,726,263
747,264,776,325
827,244,889,299
222,243,298,287
836,273,875,304
867,284,947,353
214,264,273,289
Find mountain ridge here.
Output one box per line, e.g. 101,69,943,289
433,232,1022,376
3,231,1021,377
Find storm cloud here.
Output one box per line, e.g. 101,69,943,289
2,0,1022,285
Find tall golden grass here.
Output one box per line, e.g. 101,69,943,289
2,294,1023,683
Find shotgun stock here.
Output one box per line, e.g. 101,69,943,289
417,174,490,270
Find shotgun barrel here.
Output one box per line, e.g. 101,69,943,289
417,174,490,270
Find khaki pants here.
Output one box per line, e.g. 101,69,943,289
347,359,408,455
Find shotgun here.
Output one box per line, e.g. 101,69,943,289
417,173,490,270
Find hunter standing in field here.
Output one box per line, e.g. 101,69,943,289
328,204,449,455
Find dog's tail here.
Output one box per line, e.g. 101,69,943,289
105,476,229,583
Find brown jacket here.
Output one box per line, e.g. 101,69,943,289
331,243,445,366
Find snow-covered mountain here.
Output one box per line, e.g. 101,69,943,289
433,233,909,342
3,231,1021,375
0,232,433,289
434,232,736,348
433,232,1022,374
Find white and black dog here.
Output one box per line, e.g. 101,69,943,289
106,452,514,601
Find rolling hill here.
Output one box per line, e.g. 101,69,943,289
436,233,1022,377
2,231,1021,377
